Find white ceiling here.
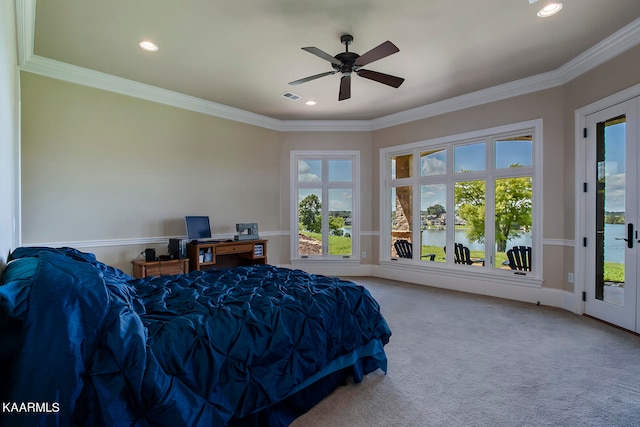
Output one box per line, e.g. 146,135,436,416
23,0,640,122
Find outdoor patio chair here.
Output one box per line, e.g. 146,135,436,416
505,245,532,271
444,243,485,265
394,239,436,261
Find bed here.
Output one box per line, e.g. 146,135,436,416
0,247,391,427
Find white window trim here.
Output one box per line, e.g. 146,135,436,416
379,119,543,284
290,150,361,263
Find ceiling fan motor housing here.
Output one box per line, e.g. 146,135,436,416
333,52,359,75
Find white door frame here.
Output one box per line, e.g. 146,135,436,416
584,100,638,330
574,83,640,327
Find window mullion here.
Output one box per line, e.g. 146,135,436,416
484,140,494,267
446,144,455,263
412,182,421,259
322,158,329,256
485,174,496,267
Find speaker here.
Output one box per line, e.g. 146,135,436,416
145,248,156,262
168,238,187,259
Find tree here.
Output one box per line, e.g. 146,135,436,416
329,216,345,236
427,204,446,217
455,173,532,252
299,194,322,233
605,212,625,224
494,177,532,252
455,180,487,243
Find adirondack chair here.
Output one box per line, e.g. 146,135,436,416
505,246,532,271
394,239,436,261
394,239,413,258
444,243,485,265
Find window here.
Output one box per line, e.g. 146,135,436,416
291,151,359,260
382,121,541,279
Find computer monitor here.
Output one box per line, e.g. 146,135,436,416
185,216,212,241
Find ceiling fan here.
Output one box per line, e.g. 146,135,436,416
289,34,405,101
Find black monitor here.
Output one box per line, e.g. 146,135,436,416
185,216,212,240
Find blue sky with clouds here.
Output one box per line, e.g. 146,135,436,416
298,159,353,212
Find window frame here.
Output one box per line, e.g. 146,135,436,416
290,150,360,262
380,120,543,284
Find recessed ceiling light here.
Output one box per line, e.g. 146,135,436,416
537,2,563,17
138,40,159,52
305,100,317,106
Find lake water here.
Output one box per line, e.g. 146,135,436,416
422,223,625,263
421,228,531,252
603,223,625,264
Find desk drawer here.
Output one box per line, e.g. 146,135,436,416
216,243,253,255
140,260,188,278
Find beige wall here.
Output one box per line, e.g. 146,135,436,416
559,44,640,292
369,45,640,295
0,0,19,268
17,42,640,299
563,43,640,239
372,88,566,290
278,131,374,264
21,73,281,270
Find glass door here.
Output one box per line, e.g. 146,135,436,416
585,99,639,332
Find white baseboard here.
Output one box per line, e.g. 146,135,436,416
370,264,567,308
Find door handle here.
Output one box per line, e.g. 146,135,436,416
615,223,634,248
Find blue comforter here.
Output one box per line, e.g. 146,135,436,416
0,248,391,426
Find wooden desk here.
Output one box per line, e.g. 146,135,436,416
187,239,267,272
132,258,189,278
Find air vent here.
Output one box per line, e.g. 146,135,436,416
281,92,302,101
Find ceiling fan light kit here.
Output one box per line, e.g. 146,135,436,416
289,34,405,101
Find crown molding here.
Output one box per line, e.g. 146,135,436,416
21,55,284,131
370,17,640,130
279,120,372,132
369,69,564,130
14,0,35,66
15,0,640,132
556,16,640,84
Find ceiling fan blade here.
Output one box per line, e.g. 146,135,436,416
301,47,343,66
288,71,337,86
355,41,399,66
357,69,405,88
338,75,351,101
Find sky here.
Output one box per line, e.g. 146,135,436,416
298,159,353,212
602,122,626,213
296,138,540,216
419,139,533,211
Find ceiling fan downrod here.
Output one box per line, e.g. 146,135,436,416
340,34,353,51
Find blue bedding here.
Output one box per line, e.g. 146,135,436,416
0,247,391,426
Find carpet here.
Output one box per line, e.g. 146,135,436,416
291,277,640,426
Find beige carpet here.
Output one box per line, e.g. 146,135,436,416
292,277,640,427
